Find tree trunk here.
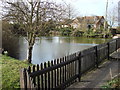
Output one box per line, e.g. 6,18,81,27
28,45,33,63
27,32,36,63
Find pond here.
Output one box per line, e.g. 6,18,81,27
2,36,110,64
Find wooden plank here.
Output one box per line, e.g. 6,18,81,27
107,42,110,60
109,40,116,54
26,70,30,88
95,46,99,68
32,65,36,86
65,56,67,81
117,38,120,48
30,77,35,88
20,68,27,89
48,61,50,90
78,52,81,82
62,57,65,84
64,56,67,88
20,38,120,90
64,56,66,83
72,53,76,77
37,64,40,89
67,55,70,86
51,60,54,89
60,58,62,85
30,56,78,77
56,75,78,89
27,66,31,74
73,58,76,83
54,59,57,88
44,62,47,89
73,54,76,77
40,63,44,90
66,56,69,87
69,55,72,85
57,59,59,86
116,39,118,50
81,47,95,56
27,66,32,88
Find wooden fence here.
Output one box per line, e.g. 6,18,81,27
20,38,120,90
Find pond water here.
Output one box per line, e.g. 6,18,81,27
3,36,110,64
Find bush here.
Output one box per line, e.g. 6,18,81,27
102,77,120,89
60,27,73,36
71,30,84,37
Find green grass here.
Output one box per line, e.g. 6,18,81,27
102,77,120,89
0,55,32,89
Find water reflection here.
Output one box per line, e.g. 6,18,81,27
2,36,110,64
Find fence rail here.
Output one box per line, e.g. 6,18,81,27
20,38,120,90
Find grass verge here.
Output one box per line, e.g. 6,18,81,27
102,77,120,89
0,54,32,89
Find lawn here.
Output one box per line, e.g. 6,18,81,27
0,55,32,89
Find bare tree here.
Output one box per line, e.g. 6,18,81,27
2,0,64,63
107,6,118,28
65,3,77,20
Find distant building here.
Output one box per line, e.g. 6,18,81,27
61,19,73,28
70,16,106,31
60,16,108,33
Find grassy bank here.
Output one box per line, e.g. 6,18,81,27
0,55,31,89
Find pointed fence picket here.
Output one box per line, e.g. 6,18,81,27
20,38,120,90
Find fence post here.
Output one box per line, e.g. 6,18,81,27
20,68,27,89
95,46,98,68
107,42,110,60
119,38,120,48
78,52,81,82
116,39,118,51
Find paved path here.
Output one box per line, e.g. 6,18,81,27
110,48,120,59
66,58,120,89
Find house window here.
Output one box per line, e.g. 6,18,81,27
87,24,91,29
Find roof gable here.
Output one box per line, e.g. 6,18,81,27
72,16,104,24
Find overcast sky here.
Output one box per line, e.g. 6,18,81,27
1,0,119,26
55,0,119,16
1,0,119,17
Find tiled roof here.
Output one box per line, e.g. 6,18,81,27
75,16,104,24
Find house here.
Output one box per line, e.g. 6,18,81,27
70,17,82,29
61,19,73,28
70,16,106,31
